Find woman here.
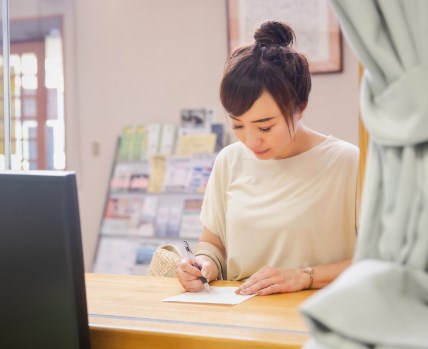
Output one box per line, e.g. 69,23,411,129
176,21,359,295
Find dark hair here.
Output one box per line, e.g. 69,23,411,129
220,21,311,133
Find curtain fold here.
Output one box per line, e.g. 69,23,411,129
300,1,428,348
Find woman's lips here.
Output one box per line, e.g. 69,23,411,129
253,149,269,156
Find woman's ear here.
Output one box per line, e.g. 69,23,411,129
296,101,308,120
294,110,304,121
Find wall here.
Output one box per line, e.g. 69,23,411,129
10,0,360,270
306,45,360,142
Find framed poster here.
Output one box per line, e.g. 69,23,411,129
227,0,342,73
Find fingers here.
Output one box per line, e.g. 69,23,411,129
236,267,272,295
178,278,204,292
236,268,306,295
180,258,203,276
236,267,287,296
176,258,205,292
198,258,218,282
254,283,282,296
237,277,276,296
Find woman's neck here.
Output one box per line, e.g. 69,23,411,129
279,124,328,159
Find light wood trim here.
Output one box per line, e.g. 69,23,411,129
86,273,315,349
358,64,369,197
90,324,306,349
359,115,369,192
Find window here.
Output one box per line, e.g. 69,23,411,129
1,25,65,170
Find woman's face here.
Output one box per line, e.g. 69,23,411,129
230,90,300,160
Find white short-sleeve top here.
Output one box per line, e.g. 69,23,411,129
200,136,359,281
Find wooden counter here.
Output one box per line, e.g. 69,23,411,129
86,273,315,349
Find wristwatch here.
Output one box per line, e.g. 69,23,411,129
301,266,314,289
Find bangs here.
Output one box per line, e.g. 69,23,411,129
220,55,264,117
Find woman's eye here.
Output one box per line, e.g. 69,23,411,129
232,125,243,130
259,127,272,133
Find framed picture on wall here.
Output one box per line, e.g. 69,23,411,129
227,0,342,73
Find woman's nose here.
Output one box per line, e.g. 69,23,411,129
243,131,262,149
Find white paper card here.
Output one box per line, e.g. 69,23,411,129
162,286,256,305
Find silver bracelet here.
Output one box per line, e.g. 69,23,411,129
301,266,314,289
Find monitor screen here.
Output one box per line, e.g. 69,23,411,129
0,171,90,349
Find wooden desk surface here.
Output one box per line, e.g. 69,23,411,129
86,273,315,349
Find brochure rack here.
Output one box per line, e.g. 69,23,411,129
93,122,223,275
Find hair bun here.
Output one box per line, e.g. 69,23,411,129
254,21,295,48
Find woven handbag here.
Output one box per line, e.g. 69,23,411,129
147,244,182,277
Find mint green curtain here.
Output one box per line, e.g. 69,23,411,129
300,1,428,348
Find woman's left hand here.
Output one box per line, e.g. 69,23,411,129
235,266,309,296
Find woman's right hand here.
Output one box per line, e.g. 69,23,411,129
176,256,218,292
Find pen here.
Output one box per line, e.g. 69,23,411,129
183,240,210,291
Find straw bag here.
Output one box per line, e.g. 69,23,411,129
147,244,182,277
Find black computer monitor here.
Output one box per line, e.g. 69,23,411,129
0,171,90,349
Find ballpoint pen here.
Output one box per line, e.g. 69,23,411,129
183,240,210,291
